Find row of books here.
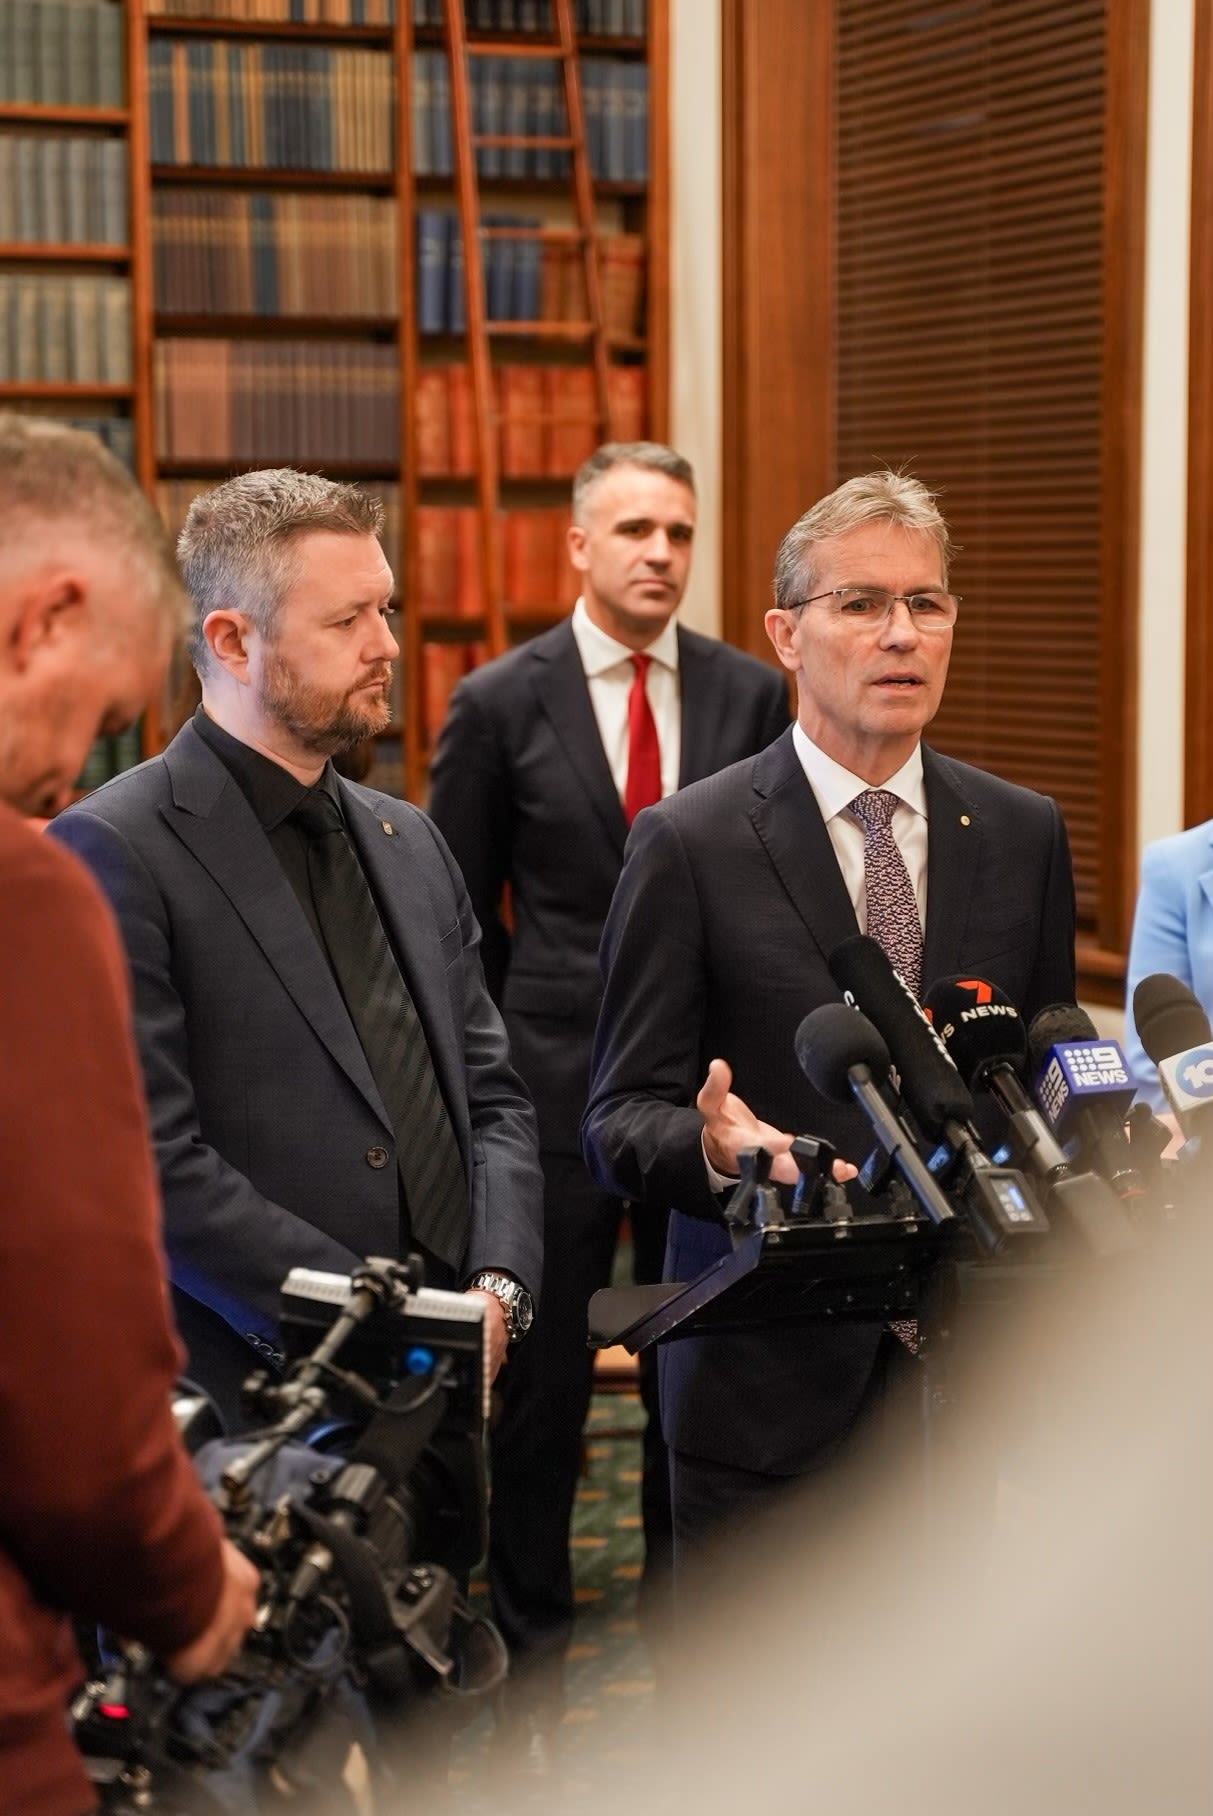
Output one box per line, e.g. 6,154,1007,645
0,137,128,250
147,3,396,20
154,338,400,461
415,361,645,476
148,40,394,172
0,0,125,109
144,1,645,32
153,192,398,316
414,1,647,32
418,212,643,335
0,276,131,384
418,504,576,617
414,52,647,183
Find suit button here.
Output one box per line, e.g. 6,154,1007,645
366,1145,390,1169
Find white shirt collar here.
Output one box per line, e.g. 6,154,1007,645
791,721,927,823
571,596,680,679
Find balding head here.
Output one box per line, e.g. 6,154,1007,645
0,414,184,814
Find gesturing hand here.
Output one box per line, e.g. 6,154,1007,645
696,1058,860,1187
697,1058,800,1185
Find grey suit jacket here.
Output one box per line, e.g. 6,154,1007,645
51,723,543,1408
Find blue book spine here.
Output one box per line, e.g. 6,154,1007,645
504,58,527,180
630,61,648,179
582,60,603,178
228,44,246,170
432,52,452,177
417,210,448,334
448,213,466,334
251,193,279,315
515,228,541,322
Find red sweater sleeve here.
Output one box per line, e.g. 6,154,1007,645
0,810,224,1653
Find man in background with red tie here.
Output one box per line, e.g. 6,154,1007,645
428,442,788,1734
582,471,1077,1564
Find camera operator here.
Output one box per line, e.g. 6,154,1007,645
0,415,258,1816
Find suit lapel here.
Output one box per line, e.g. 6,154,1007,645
677,627,724,787
531,620,628,856
342,783,467,1149
921,746,980,983
161,726,389,1128
748,730,860,963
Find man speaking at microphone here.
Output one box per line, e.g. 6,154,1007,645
582,470,1077,1555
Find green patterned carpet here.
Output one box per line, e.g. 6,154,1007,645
450,1390,658,1808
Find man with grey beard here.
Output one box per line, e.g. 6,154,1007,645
52,468,543,1424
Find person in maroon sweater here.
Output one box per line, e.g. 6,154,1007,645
0,414,258,1816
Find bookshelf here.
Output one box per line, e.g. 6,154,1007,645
7,0,666,801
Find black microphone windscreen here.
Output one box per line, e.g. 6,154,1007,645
922,975,1028,1089
1132,973,1213,1066
794,1002,890,1105
1027,1002,1098,1075
828,935,974,1135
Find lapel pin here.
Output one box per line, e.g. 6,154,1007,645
380,820,396,837
960,814,971,827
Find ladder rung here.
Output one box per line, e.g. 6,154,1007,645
479,225,585,242
465,41,565,60
487,320,596,337
473,134,576,149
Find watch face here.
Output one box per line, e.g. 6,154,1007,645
513,1292,534,1335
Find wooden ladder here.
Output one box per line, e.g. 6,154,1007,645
442,0,611,658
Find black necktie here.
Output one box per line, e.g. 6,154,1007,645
292,787,466,1271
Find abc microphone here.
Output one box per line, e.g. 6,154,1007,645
793,1003,955,1228
828,936,1049,1254
924,978,1137,1258
1027,1003,1147,1201
1131,974,1213,1144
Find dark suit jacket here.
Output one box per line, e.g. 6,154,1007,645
582,729,1077,1475
50,722,543,1411
427,617,789,1155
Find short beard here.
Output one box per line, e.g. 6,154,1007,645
259,644,393,757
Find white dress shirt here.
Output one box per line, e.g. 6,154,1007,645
570,596,681,801
791,722,929,932
703,726,930,1192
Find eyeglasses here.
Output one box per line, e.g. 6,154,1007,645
787,588,961,632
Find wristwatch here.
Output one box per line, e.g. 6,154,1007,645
468,1271,534,1343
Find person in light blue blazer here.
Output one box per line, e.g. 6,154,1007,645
1125,820,1213,1111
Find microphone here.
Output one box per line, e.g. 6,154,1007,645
827,936,1049,1253
1028,1003,1147,1200
1131,974,1213,1143
924,977,1137,1258
923,976,1072,1182
793,1003,955,1228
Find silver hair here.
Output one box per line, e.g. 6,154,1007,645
179,468,385,674
772,471,953,608
0,412,185,635
571,441,695,525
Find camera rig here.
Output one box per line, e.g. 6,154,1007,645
74,1257,506,1815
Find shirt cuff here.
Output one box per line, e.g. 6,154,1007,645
701,1131,739,1195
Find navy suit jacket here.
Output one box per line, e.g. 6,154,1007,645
582,729,1077,1475
427,617,790,1156
51,722,543,1413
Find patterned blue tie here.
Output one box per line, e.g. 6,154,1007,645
847,789,923,1000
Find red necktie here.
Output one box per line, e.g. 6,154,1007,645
624,653,662,825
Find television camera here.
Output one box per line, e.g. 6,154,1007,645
73,1256,506,1814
